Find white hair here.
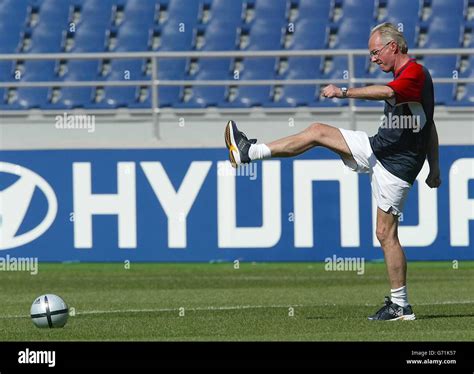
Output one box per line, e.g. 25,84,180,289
370,22,408,54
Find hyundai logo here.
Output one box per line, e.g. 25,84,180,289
0,162,57,250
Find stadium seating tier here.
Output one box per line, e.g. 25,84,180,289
0,0,471,109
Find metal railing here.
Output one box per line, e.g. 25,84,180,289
1,48,473,134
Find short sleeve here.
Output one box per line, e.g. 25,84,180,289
387,64,425,104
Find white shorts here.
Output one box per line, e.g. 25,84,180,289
339,128,412,216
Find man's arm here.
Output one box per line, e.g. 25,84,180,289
322,84,395,101
425,122,441,188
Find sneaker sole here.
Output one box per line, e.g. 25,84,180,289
368,313,416,321
225,120,240,168
389,314,416,321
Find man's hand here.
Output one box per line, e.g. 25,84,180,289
426,168,441,188
322,84,343,98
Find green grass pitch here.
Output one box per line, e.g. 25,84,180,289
0,261,473,341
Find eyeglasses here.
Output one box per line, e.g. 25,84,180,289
369,41,393,58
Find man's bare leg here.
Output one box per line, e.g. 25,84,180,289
376,207,409,307
225,120,355,167
267,122,353,159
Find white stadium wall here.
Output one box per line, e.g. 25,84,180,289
0,109,473,150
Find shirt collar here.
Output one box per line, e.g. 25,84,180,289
394,58,416,78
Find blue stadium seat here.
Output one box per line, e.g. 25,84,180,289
201,21,238,51
96,86,140,108
335,20,374,48
297,0,333,21
252,0,288,21
221,54,275,106
428,0,466,22
157,86,182,107
0,61,15,81
282,57,323,79
158,59,187,79
323,57,344,79
108,59,146,80
178,86,227,108
243,20,283,50
240,58,277,79
270,85,320,107
193,59,233,79
354,56,371,78
129,86,150,109
10,88,51,109
434,83,455,105
113,22,151,51
63,60,101,80
154,24,194,50
0,0,30,23
27,24,65,53
51,87,94,109
289,58,322,78
384,0,421,23
323,56,349,79
39,0,72,26
224,86,273,107
69,28,107,52
80,0,116,27
208,0,243,25
424,18,462,48
455,84,474,105
129,89,151,108
0,23,22,53
340,0,376,21
165,0,201,25
120,0,157,26
21,61,58,81
290,19,328,49
423,56,458,78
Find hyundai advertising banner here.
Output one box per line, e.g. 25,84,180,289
0,147,473,262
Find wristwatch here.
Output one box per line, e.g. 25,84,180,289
341,87,348,98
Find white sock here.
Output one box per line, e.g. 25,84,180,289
391,285,409,307
248,144,272,161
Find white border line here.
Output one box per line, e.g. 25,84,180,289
1,301,473,320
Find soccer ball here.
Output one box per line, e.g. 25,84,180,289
30,294,69,328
